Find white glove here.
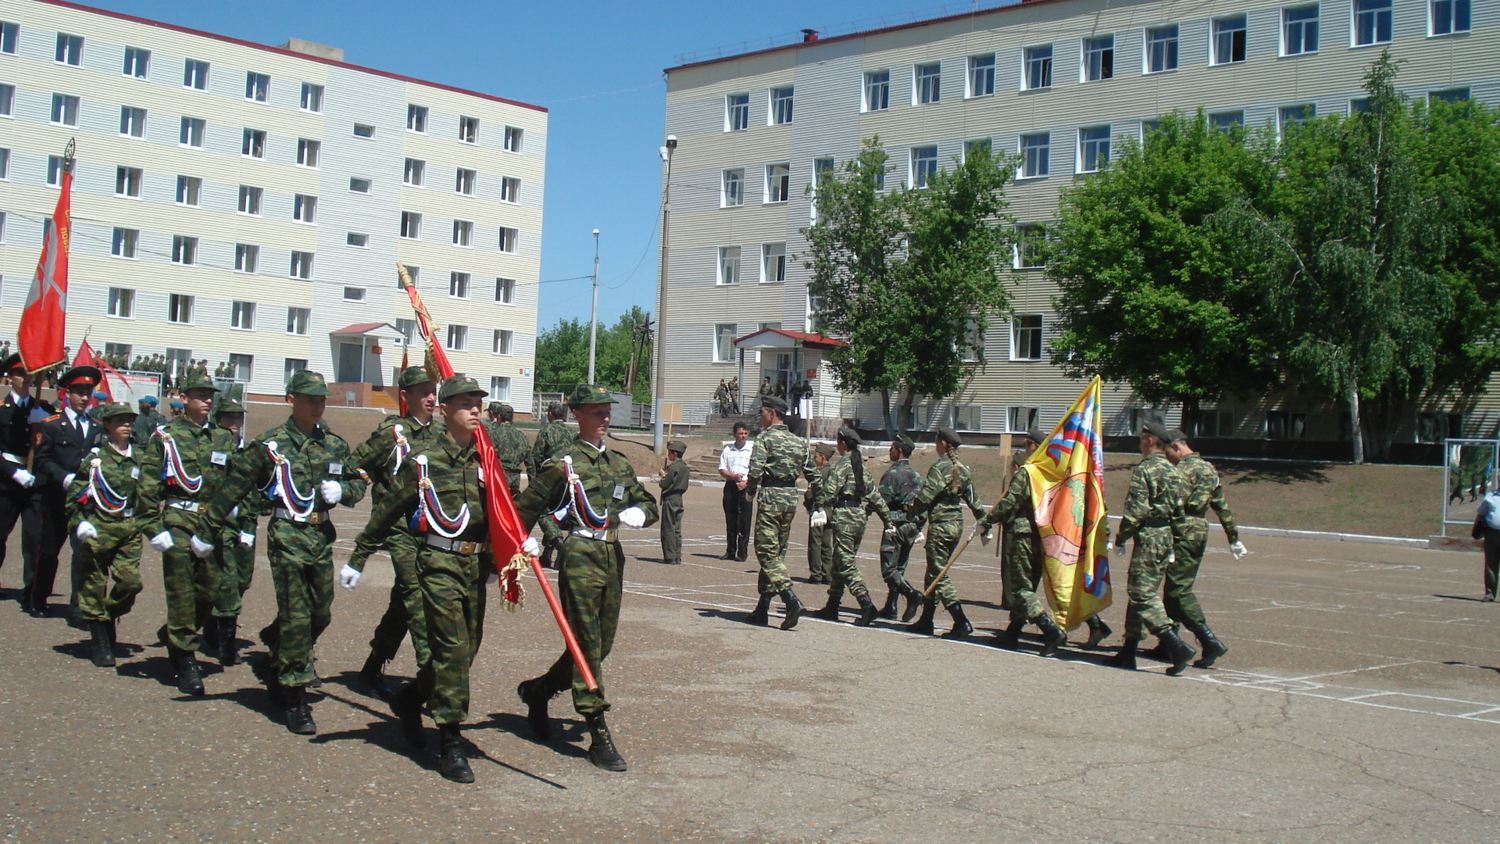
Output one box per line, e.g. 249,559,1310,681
238,531,255,547
149,530,174,552
11,468,34,488
1166,550,1176,564
189,534,214,558
914,531,926,546
76,520,97,540
1229,540,1248,560
320,480,343,505
619,506,646,528
1112,542,1127,558
883,525,897,539
809,509,828,528
979,529,992,547
522,536,540,556
339,564,361,591
63,473,75,489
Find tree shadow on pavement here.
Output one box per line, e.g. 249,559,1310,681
1219,460,1333,486
1434,594,1491,603
1442,659,1500,675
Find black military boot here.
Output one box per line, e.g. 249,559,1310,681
744,593,772,626
391,681,427,749
437,724,474,782
778,588,804,630
941,602,973,639
1034,613,1068,657
89,621,116,668
584,713,627,772
516,676,556,740
1105,637,1140,670
106,617,117,646
172,648,205,695
993,619,1024,650
897,580,923,623
284,686,316,735
218,617,240,667
812,594,841,621
1158,628,1197,676
908,600,937,636
878,587,900,619
854,592,879,627
360,651,395,700
1083,615,1112,649
1190,624,1229,669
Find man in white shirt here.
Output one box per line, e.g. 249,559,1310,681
718,422,753,561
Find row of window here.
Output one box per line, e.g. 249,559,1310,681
708,315,1046,363
725,0,1472,127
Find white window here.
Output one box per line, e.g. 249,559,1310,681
1145,25,1180,72
349,177,371,194
1354,0,1392,45
722,169,745,207
1008,406,1039,433
726,93,750,131
297,138,320,168
242,128,266,159
865,70,890,111
714,324,737,362
119,106,146,138
244,72,269,103
1213,16,1248,64
770,86,794,125
446,324,468,351
0,147,8,179
449,271,470,298
1280,104,1316,132
168,293,194,323
1210,111,1245,132
104,343,131,361
0,22,16,54
50,94,79,127
183,59,209,90
762,243,786,283
453,220,473,246
0,84,12,116
300,83,323,112
238,186,263,216
346,232,369,247
286,308,309,335
1011,314,1044,360
394,319,416,345
235,243,258,272
111,228,138,258
1024,45,1053,90
353,123,375,138
294,194,317,224
911,146,938,187
455,168,476,195
1432,0,1471,35
490,377,511,401
493,329,513,355
968,54,995,97
404,158,425,186
959,319,984,363
179,117,205,148
123,47,150,78
1020,134,1050,178
175,175,202,207
1431,88,1471,103
401,212,422,239
501,177,521,203
290,251,314,279
1078,127,1111,173
55,33,82,65
458,116,479,143
107,287,135,318
719,247,741,285
406,104,428,132
1284,6,1320,55
1015,225,1047,269
171,236,197,266
495,278,515,304
343,287,365,302
231,301,255,330
916,63,941,104
1083,36,1114,81
504,125,523,152
114,166,142,197
766,163,790,203
1142,120,1164,140
228,354,253,381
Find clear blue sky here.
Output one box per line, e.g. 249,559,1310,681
85,0,1003,331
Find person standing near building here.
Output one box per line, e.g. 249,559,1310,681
876,434,924,621
0,354,51,606
718,422,753,561
905,428,985,639
810,427,891,626
209,396,258,666
1163,429,1244,668
1473,484,1500,601
804,442,835,584
66,402,143,668
33,364,103,624
530,401,574,568
485,402,530,498
658,440,689,565
740,397,812,629
514,385,659,773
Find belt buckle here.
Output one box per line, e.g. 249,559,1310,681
459,541,478,555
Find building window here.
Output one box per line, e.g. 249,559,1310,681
0,147,7,179
490,377,511,401
0,22,16,54
722,169,745,207
284,358,308,380
1431,88,1471,103
404,158,425,186
300,83,323,112
1011,315,1044,360
1145,25,1180,72
401,212,422,239
175,175,202,207
446,324,468,351
718,246,741,285
1210,111,1245,132
455,168,476,195
452,220,473,246
171,236,197,266
123,47,150,78
811,157,835,220
1416,412,1463,443
0,84,12,116
347,232,368,247
1354,0,1392,45
290,251,314,280
238,186,263,216
242,129,266,159
228,354,253,381
1266,410,1306,440
1280,104,1316,132
234,243,259,273
47,156,63,187
965,139,993,160
343,287,365,302
107,287,135,318
104,342,131,361
55,33,82,65
1196,410,1235,438
119,106,147,139
1284,6,1320,55
770,86,794,125
353,123,375,138
498,227,518,253
1083,36,1114,81
1432,0,1471,35
179,117,205,148
349,177,371,194
951,406,981,431
501,177,521,203
114,166,142,197
714,324,737,362
968,53,996,97
1024,45,1053,90
1078,126,1111,173
911,145,938,187
406,104,428,133
294,138,319,168
394,319,416,345
865,70,890,111
1015,225,1047,269
458,116,479,143
504,125,524,152
916,62,941,104
231,301,255,330
762,243,786,283
183,59,209,90
1020,134,1050,178
726,93,750,131
449,271,470,298
294,194,317,224
1009,406,1039,433
111,228,138,258
50,94,79,127
168,293,194,323
1212,16,1247,65
245,72,269,103
766,163,790,203
286,308,309,335
493,329,513,355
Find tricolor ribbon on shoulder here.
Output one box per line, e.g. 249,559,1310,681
408,453,472,538
155,426,202,493
391,423,411,472
78,449,129,514
263,440,316,518
563,455,609,530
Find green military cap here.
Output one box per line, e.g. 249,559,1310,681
813,441,836,458
179,372,220,393
837,426,862,446
1166,428,1189,443
439,374,488,402
398,366,433,389
98,401,137,420
761,395,788,414
284,370,329,396
497,402,513,415
487,401,502,414
1141,419,1172,443
546,401,565,415
667,439,687,455
893,433,915,455
569,384,613,406
937,427,963,447
214,397,246,416
1024,425,1046,446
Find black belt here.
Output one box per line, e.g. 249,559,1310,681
761,479,795,488
834,497,862,508
1182,510,1208,519
1139,518,1170,528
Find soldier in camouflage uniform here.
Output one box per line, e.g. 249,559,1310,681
350,375,493,783
530,401,574,568
346,366,444,699
137,373,238,695
206,396,259,666
657,440,689,564
196,371,367,733
803,442,835,584
514,385,659,773
131,396,167,447
905,428,984,639
1164,429,1246,669
484,402,530,498
1106,421,1196,674
741,395,813,629
810,427,892,626
66,403,143,668
876,434,924,622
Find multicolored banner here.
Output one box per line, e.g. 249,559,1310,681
18,141,74,374
1024,376,1112,630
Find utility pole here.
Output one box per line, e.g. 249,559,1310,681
653,136,676,453
587,228,600,385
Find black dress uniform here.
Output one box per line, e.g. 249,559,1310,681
0,354,53,607
32,365,103,620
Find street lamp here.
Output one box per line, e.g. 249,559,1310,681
587,228,600,385
653,135,677,453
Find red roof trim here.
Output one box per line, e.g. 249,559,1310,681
38,0,547,113
329,322,393,335
733,327,847,349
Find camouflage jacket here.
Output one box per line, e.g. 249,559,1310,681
350,414,446,502
879,459,923,526
745,423,816,513
816,453,891,526
131,410,168,447
908,455,985,525
355,431,487,561
1116,452,1184,543
201,417,366,538
978,466,1035,536
804,462,831,513
1175,453,1239,543
65,442,141,528
485,421,531,477
137,416,239,536
514,436,659,534
659,458,690,499
529,421,574,475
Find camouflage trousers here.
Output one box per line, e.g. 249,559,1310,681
659,495,683,563
368,529,430,668
1167,520,1210,628
535,535,625,715
214,530,256,618
264,519,335,689
1124,526,1175,640
1003,529,1045,623
807,518,832,581
879,522,916,584
753,504,796,594
826,507,871,600
162,526,223,653
415,544,488,725
76,518,143,623
921,519,964,608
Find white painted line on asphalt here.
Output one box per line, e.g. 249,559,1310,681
1196,670,1500,725
1274,661,1422,682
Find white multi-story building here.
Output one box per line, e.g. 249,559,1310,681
662,0,1496,455
0,0,544,409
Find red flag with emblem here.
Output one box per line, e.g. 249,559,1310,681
18,141,74,375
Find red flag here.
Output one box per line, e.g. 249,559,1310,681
397,347,409,417
18,141,74,374
91,348,121,405
72,338,107,407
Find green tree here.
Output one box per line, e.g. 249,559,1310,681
534,307,654,404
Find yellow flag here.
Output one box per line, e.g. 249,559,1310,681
1023,376,1112,630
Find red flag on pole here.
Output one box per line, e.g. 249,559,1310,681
18,140,74,375
397,347,410,417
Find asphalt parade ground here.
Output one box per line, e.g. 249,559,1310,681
3,482,1499,844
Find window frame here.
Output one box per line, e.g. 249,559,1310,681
234,243,259,273
1211,15,1248,65
230,300,256,331
910,145,939,188
770,86,794,125
452,220,474,247
403,158,425,187
458,115,479,144
1430,0,1472,36
1010,314,1045,361
119,106,147,139
1023,45,1054,90
1353,0,1393,46
179,116,205,149
497,227,518,253
244,71,270,103
50,93,79,128
299,83,324,113
107,287,135,319
722,168,745,207
167,293,195,324
237,185,263,216
1282,5,1321,56
406,104,428,133
492,329,514,356
1014,225,1047,269
114,166,143,198
286,308,310,336
765,163,791,204
183,59,209,91
445,324,468,352
495,277,516,304
503,125,524,152
500,176,521,203
1077,126,1111,174
241,128,267,160
762,242,787,283
915,62,941,104
455,168,477,196
400,211,422,240
346,232,369,248
1082,35,1115,82
293,194,317,224
123,47,150,79
713,324,737,363
55,32,82,66
111,227,139,259
864,70,890,112
289,251,314,280
968,53,996,97
1019,133,1051,179
1144,25,1180,73
175,175,202,207
718,246,741,286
